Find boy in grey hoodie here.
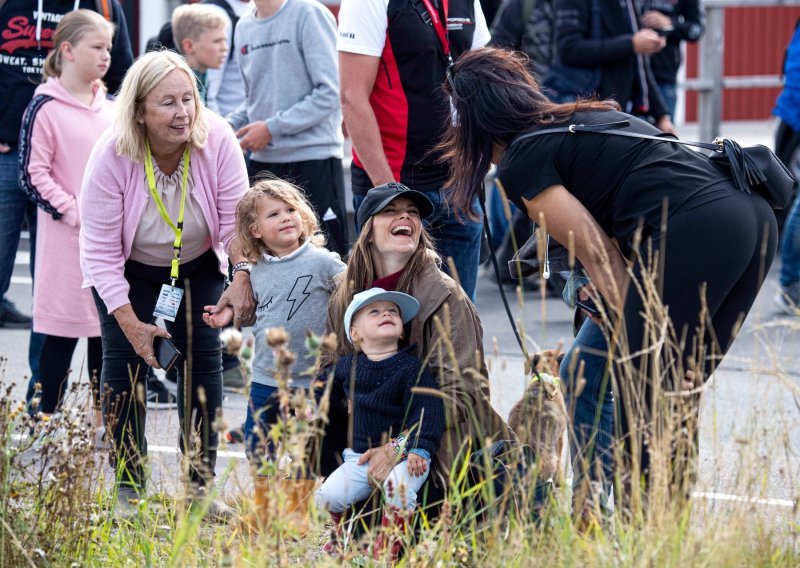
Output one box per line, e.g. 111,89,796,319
227,0,347,255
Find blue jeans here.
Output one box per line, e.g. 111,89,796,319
353,190,483,300
316,447,430,512
0,149,44,407
560,318,614,494
487,177,515,249
243,382,279,458
657,82,678,119
780,191,800,288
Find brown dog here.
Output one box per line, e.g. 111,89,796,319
508,350,568,481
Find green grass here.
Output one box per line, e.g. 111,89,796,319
1,379,798,568
1,307,798,567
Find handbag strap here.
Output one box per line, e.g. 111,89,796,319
509,120,723,153
479,184,529,361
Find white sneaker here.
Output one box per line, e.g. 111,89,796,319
774,291,800,316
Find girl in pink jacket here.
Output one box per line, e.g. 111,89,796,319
18,10,115,425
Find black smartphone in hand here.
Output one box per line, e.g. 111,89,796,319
575,297,602,317
153,336,182,372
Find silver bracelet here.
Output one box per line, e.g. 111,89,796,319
232,261,252,276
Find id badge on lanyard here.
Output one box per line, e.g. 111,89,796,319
145,141,191,322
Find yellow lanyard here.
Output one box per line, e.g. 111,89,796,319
144,140,191,286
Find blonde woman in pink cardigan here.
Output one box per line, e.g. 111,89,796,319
18,10,114,431
79,51,251,517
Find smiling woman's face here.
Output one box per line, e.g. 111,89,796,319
369,197,422,261
140,68,196,154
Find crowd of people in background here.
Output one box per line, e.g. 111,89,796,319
0,0,797,546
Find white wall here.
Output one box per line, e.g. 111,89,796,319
137,0,182,56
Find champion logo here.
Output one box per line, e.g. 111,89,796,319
322,208,338,222
239,39,289,57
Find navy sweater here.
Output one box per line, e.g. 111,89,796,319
330,346,445,456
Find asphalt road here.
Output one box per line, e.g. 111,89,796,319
1,119,798,534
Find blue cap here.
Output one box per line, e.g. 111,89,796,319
344,287,420,342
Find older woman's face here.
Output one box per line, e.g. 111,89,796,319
369,197,422,259
140,68,196,153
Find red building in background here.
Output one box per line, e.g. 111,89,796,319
121,1,798,121
685,6,800,121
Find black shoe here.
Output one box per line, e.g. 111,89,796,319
146,377,177,409
0,299,32,329
225,426,245,444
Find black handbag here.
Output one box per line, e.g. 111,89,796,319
510,120,797,210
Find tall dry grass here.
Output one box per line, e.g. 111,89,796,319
1,211,799,565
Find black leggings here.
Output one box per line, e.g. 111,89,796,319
616,187,778,484
93,249,224,490
38,335,102,414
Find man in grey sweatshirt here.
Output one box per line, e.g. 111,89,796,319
228,0,348,255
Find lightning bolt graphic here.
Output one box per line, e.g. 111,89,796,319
286,275,313,321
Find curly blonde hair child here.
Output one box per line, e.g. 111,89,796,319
236,178,326,262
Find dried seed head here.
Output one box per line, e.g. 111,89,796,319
275,347,296,367
212,408,228,433
320,332,338,354
304,330,321,351
266,327,290,347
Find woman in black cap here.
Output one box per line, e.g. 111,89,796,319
321,182,509,493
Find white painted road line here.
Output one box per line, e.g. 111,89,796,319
692,491,795,509
15,251,30,265
8,436,248,460
9,434,797,509
149,444,248,460
10,276,32,285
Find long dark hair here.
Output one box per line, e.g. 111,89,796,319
438,47,619,218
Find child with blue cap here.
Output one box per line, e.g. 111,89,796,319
316,287,445,558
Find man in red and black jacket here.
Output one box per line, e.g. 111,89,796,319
337,0,490,301
0,0,132,397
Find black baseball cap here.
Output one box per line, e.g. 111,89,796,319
356,182,434,230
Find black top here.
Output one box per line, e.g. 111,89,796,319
0,0,134,146
554,0,667,118
490,0,556,82
645,0,706,86
496,110,732,256
346,0,481,194
329,345,445,456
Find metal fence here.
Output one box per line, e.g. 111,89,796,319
685,0,800,139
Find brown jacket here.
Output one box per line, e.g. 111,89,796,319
325,262,511,483
406,263,511,481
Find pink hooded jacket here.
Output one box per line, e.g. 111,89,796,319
79,110,249,314
18,77,114,337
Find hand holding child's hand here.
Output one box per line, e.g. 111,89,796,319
236,121,272,152
406,453,427,477
203,305,235,328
